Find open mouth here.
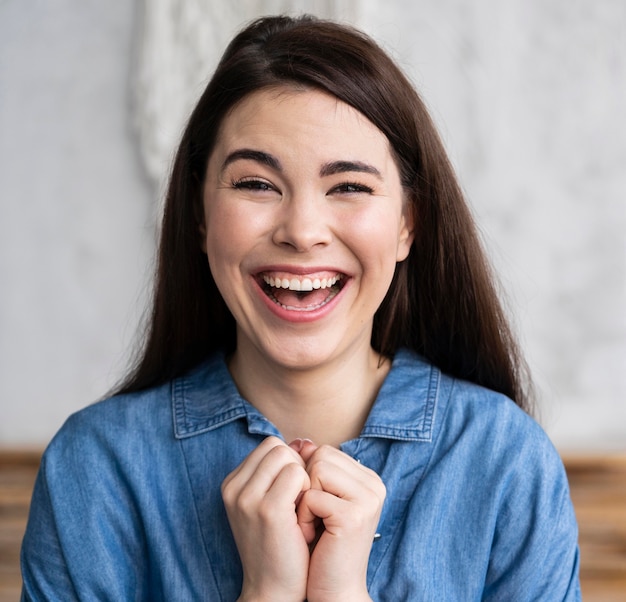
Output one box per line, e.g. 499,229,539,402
259,272,346,312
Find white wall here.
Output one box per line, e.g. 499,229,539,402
0,1,155,445
361,0,626,450
1,0,624,451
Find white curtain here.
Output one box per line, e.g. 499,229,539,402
133,0,357,191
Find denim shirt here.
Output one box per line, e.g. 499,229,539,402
21,349,581,601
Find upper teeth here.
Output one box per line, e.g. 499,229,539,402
263,274,341,292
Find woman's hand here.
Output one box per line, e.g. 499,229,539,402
221,436,312,602
297,443,386,602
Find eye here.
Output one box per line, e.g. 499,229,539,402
232,178,276,192
330,182,374,195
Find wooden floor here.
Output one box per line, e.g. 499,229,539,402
565,455,626,601
1,452,625,601
0,451,40,602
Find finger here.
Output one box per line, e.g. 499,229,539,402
305,446,385,500
297,457,383,545
297,439,318,463
233,445,305,498
297,489,354,544
222,439,306,506
299,487,380,542
305,444,375,476
309,460,385,508
296,489,321,544
263,462,311,514
298,488,343,523
287,438,315,453
222,436,301,490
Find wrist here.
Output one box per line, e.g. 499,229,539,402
238,595,304,602
238,586,305,602
307,592,372,602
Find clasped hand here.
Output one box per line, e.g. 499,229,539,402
221,436,386,602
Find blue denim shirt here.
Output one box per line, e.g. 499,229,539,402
21,349,581,600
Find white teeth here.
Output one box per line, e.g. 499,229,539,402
263,274,341,291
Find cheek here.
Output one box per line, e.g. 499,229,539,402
345,208,407,267
203,204,245,278
204,197,251,247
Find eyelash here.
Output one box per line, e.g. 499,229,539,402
231,178,374,195
331,182,374,194
232,178,275,191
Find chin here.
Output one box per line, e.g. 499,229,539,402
257,329,371,374
266,344,336,372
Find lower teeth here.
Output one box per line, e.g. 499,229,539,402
267,287,339,312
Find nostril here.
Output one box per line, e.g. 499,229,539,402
271,208,333,251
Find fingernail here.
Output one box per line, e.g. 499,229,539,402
288,438,304,451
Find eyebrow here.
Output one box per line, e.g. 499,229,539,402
221,149,281,173
319,160,382,179
221,149,382,180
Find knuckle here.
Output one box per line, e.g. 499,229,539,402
268,442,296,463
306,444,332,465
281,461,304,479
260,436,284,455
234,488,258,517
306,457,329,481
256,498,276,523
220,479,235,504
315,444,335,458
375,478,387,501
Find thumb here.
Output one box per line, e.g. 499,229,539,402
296,489,323,545
288,438,318,462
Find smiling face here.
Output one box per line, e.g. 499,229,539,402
201,86,414,373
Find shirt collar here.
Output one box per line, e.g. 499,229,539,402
172,348,439,443
360,348,439,442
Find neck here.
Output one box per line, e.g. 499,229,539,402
228,343,390,448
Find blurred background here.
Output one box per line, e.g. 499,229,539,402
0,1,625,599
1,0,624,451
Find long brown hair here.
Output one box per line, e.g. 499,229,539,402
115,15,535,414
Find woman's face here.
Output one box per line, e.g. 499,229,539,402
201,86,413,372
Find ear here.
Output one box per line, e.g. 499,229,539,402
396,198,415,262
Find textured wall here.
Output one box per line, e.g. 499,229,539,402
0,0,624,449
358,0,626,449
0,1,155,444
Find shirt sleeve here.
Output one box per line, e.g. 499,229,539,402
21,457,81,601
20,415,152,601
482,442,581,601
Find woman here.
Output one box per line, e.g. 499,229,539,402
21,15,580,601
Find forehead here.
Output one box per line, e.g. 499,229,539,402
213,86,393,161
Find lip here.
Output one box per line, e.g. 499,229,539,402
254,264,346,277
251,264,350,323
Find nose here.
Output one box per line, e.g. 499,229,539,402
272,193,333,252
